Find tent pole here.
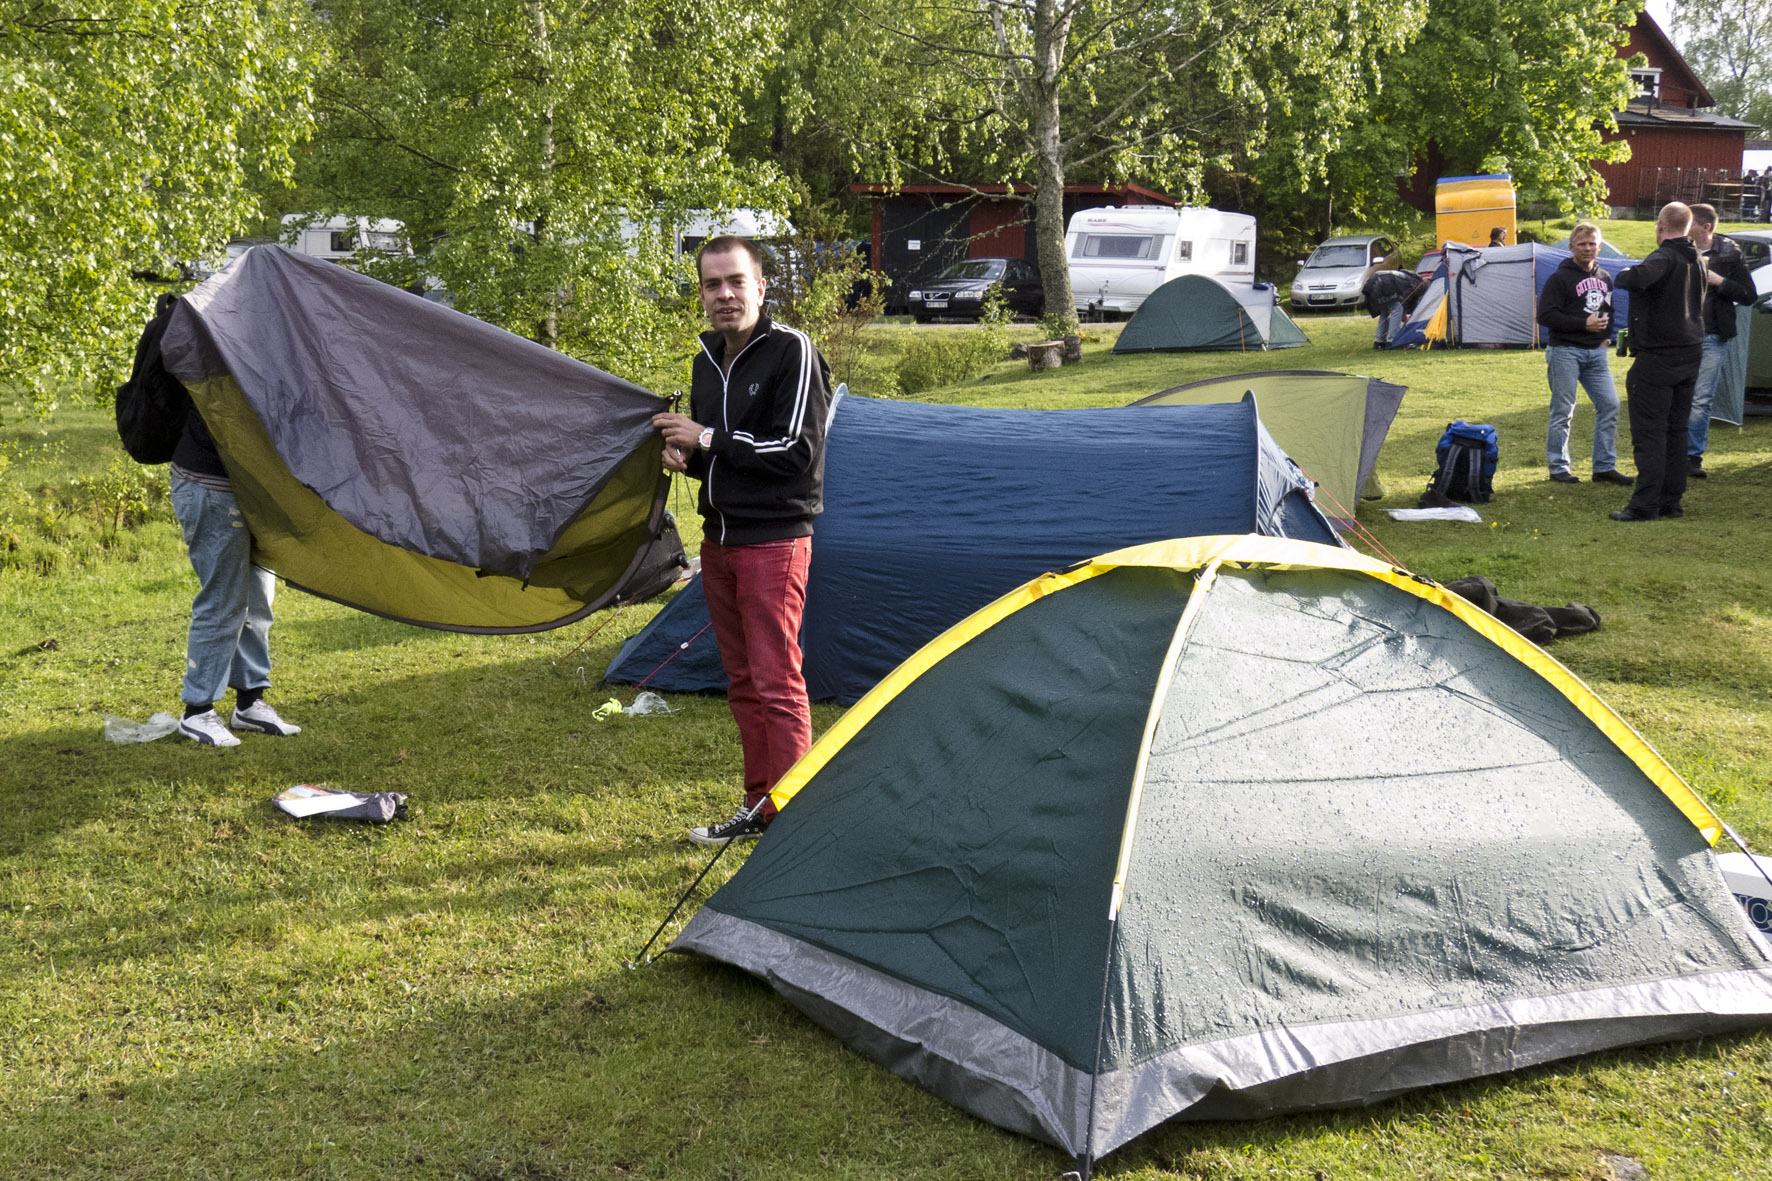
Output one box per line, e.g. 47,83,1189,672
626,801,761,967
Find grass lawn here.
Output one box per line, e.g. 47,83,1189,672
5,314,1772,1180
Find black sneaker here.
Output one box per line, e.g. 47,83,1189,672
688,809,769,846
1591,469,1634,486
1687,459,1708,480
1548,470,1580,484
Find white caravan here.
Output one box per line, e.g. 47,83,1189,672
1064,205,1257,317
280,214,408,260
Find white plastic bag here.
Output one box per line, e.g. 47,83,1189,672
103,712,182,744
625,690,677,716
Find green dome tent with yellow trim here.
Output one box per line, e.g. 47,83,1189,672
672,535,1772,1175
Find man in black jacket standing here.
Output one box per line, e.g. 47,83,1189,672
1535,221,1630,486
1684,204,1759,479
1610,202,1709,521
653,236,832,844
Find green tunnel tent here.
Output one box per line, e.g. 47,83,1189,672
1112,276,1308,353
158,246,683,632
672,535,1772,1173
1130,370,1405,524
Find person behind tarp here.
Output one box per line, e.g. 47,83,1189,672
1362,268,1422,348
1609,202,1707,523
1684,203,1758,480
169,394,302,745
1535,221,1632,488
652,236,831,845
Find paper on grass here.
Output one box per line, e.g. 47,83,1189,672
1387,506,1484,523
274,784,366,818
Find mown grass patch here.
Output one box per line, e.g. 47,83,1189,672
5,316,1772,1179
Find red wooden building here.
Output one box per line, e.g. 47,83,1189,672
1596,11,1758,216
848,182,1176,310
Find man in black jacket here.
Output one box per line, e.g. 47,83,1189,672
1684,204,1759,479
1610,202,1709,521
1362,268,1422,347
1535,221,1630,486
653,236,832,844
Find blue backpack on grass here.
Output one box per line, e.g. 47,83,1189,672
1431,421,1498,503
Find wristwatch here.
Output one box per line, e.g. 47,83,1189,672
698,427,714,450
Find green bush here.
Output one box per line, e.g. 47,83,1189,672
895,330,1005,397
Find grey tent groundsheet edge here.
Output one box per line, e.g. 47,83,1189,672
674,908,1772,1162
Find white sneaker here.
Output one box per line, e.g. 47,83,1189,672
231,700,301,736
180,709,241,747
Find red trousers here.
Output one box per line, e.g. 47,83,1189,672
699,537,812,817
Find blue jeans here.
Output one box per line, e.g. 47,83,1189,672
1545,344,1619,475
172,478,275,708
1374,304,1404,346
1687,334,1728,457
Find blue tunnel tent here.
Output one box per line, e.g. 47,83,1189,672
673,535,1772,1172
604,394,1339,704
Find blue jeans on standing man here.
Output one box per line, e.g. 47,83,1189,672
172,477,275,709
1687,333,1728,459
1374,303,1405,347
1545,344,1619,476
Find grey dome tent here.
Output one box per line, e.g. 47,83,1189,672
673,534,1772,1174
158,246,682,632
1112,276,1308,353
1130,370,1405,524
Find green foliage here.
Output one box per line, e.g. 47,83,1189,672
0,412,169,575
1676,0,1772,133
292,0,789,385
894,328,1008,397
1257,0,1640,223
0,0,319,409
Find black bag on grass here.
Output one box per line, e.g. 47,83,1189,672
115,293,191,464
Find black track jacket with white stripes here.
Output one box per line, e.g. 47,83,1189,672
685,315,831,546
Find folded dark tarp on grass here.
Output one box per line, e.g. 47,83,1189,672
1444,574,1600,644
159,246,683,633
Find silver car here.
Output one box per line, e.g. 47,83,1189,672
1290,234,1402,310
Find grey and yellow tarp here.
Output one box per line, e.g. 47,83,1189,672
159,246,681,632
674,535,1772,1171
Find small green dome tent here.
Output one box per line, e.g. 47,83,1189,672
1113,276,1309,353
674,535,1772,1175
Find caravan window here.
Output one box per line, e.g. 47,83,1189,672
1176,240,1192,262
1232,242,1249,266
1077,234,1162,260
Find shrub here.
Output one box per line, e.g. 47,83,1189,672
895,330,1004,397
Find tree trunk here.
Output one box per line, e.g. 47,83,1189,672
533,1,558,349
1029,0,1075,333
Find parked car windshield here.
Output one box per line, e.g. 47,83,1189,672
1304,243,1371,269
939,259,1006,280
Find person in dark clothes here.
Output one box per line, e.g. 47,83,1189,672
1684,204,1758,479
1488,227,1507,247
170,406,301,745
1362,268,1423,347
1608,203,1710,522
1535,221,1630,486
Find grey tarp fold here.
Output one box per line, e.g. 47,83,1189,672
158,246,681,632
